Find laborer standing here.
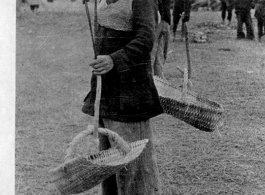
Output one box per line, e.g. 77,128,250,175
151,0,171,78
82,0,164,194
234,0,255,40
254,0,265,41
221,0,235,26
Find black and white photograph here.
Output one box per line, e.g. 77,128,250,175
13,0,265,194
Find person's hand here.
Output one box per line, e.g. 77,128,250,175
89,55,114,75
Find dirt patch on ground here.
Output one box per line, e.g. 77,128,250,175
16,7,265,195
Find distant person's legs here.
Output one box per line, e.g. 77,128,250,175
257,19,264,41
172,6,182,39
227,8,233,26
221,1,227,24
236,13,245,39
263,18,265,36
30,5,35,12
263,19,265,35
30,5,39,15
245,12,254,40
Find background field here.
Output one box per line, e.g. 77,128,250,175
16,1,265,195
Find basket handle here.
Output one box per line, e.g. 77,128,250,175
64,125,131,162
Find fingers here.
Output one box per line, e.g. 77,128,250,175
92,69,108,75
89,55,114,75
89,57,104,68
93,64,113,75
92,65,106,75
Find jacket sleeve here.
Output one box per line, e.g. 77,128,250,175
109,0,155,74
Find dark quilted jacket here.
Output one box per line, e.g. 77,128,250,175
234,0,255,13
221,0,235,9
82,0,163,122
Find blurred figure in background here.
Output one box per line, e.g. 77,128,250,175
221,0,235,26
172,0,193,40
254,0,265,41
151,0,171,78
26,0,41,14
234,0,255,40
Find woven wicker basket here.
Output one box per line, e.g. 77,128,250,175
154,76,224,132
50,125,148,195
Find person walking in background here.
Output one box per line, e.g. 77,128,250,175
234,0,255,40
172,0,193,40
151,0,171,78
221,0,235,26
254,0,265,41
82,0,164,194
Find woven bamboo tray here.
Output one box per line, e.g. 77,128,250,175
154,76,224,132
50,125,148,195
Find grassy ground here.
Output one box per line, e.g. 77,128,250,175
16,3,265,195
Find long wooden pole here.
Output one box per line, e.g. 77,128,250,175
183,0,192,79
84,0,100,139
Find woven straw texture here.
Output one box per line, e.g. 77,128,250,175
154,76,224,132
50,126,148,195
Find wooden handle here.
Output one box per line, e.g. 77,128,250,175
64,125,131,162
183,22,192,79
92,76,101,139
182,68,188,100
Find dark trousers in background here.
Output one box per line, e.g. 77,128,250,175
172,7,184,37
257,19,265,40
236,11,254,40
221,1,233,22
